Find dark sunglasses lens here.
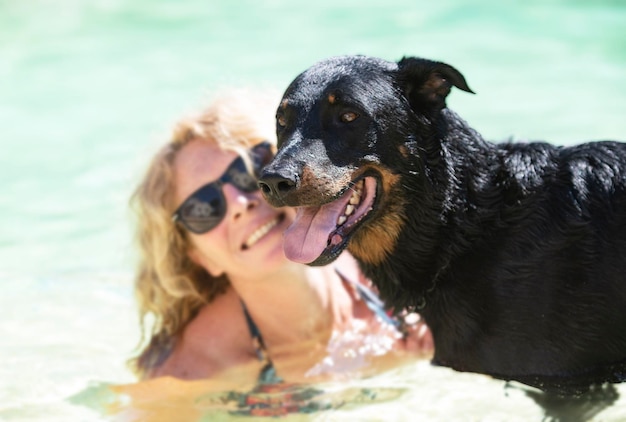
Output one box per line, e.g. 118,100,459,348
251,141,273,170
226,157,259,192
178,186,225,233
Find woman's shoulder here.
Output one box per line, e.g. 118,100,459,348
333,252,364,282
150,287,258,380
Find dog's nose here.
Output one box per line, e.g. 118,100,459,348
258,172,297,203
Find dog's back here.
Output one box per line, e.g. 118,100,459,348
417,135,626,392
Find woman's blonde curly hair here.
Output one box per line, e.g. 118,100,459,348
128,88,279,378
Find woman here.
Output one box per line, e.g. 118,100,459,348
128,88,432,384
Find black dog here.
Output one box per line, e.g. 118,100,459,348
258,55,626,396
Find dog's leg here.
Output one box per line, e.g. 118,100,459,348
522,383,619,422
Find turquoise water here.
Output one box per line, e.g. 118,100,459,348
1,1,625,420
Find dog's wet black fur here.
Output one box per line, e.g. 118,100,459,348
258,55,626,399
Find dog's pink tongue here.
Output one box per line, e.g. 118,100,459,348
283,206,337,264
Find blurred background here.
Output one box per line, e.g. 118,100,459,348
1,0,624,420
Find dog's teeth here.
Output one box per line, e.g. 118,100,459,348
340,183,364,227
338,181,365,228
349,183,362,205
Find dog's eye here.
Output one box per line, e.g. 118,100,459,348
277,115,287,128
340,111,359,123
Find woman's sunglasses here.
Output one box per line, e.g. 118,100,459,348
172,141,273,234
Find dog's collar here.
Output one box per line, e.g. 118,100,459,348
414,258,450,311
415,295,427,311
415,281,436,311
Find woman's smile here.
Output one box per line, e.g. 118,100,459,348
242,213,286,250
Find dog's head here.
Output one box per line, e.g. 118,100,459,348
259,55,473,267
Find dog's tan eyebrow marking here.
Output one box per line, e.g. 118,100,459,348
280,99,289,109
398,145,410,159
328,93,336,104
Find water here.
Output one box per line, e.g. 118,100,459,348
1,0,625,420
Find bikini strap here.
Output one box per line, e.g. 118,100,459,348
240,300,283,384
241,300,267,361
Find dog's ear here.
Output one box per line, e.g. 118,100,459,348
396,57,474,113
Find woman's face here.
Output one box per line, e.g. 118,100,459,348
173,139,295,280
